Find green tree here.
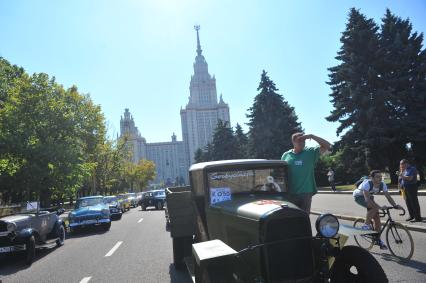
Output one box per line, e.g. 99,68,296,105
234,123,248,158
210,120,239,161
247,70,302,159
327,8,383,175
0,58,106,206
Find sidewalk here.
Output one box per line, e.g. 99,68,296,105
311,193,426,233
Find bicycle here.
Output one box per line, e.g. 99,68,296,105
353,206,414,262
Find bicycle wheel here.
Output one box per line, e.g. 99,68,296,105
353,218,375,250
386,222,414,262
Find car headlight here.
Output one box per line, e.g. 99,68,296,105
7,222,17,232
315,214,339,238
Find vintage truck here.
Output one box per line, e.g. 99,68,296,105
166,159,387,283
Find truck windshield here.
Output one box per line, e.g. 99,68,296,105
207,167,287,205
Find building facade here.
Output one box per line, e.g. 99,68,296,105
180,26,230,163
119,109,188,185
119,26,230,185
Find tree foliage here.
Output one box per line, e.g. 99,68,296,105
0,57,155,206
327,8,426,182
247,70,302,159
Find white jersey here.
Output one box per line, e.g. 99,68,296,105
353,179,388,197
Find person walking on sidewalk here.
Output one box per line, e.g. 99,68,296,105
399,159,422,222
281,133,331,213
353,170,402,249
327,168,336,192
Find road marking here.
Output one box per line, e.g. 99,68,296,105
137,218,144,223
79,277,92,283
105,241,123,257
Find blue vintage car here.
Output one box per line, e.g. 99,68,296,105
68,196,111,232
103,196,123,220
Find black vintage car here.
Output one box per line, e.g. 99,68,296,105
140,190,166,210
0,203,66,264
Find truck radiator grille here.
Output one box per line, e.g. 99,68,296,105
264,217,314,281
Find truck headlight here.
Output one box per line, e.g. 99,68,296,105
315,214,339,238
7,222,17,232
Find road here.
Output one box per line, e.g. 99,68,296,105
0,208,191,283
0,201,425,282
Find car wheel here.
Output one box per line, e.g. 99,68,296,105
156,201,164,210
330,246,387,283
56,225,66,247
25,235,36,265
103,222,111,231
141,204,147,211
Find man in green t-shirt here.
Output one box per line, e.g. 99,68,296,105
281,133,331,213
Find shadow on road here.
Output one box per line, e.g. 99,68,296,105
371,251,426,275
169,263,192,283
66,225,109,239
0,246,56,276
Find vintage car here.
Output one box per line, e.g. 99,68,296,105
103,196,123,220
0,202,66,264
125,192,138,208
166,159,388,283
68,196,111,232
140,189,166,210
117,194,131,212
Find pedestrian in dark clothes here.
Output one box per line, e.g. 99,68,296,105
399,159,422,222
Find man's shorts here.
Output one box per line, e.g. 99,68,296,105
354,195,374,209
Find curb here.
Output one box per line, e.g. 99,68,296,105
316,190,426,196
311,210,426,233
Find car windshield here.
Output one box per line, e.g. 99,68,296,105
154,191,165,197
207,167,287,205
126,193,136,198
75,197,104,208
104,197,118,204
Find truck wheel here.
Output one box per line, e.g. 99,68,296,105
173,237,185,270
330,246,387,283
25,235,36,265
141,204,147,211
156,201,164,210
56,224,66,246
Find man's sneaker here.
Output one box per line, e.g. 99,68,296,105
361,224,372,230
376,239,388,250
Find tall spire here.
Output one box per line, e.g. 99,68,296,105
194,25,202,56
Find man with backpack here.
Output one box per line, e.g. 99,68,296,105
353,170,402,249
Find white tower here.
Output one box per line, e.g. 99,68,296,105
180,26,230,163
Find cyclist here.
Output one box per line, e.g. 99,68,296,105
353,170,402,249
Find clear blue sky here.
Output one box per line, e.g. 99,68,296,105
1,1,425,146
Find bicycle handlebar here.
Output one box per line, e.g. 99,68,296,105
380,206,406,216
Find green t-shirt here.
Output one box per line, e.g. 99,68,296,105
281,147,320,195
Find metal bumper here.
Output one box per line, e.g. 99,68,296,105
69,218,110,227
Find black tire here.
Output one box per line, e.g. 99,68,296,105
173,237,185,270
103,222,111,231
141,204,147,211
25,235,36,265
386,222,414,262
173,236,192,270
353,218,374,250
56,225,66,247
156,201,164,210
330,246,388,283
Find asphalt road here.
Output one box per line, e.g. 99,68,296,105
0,207,191,283
1,201,425,282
